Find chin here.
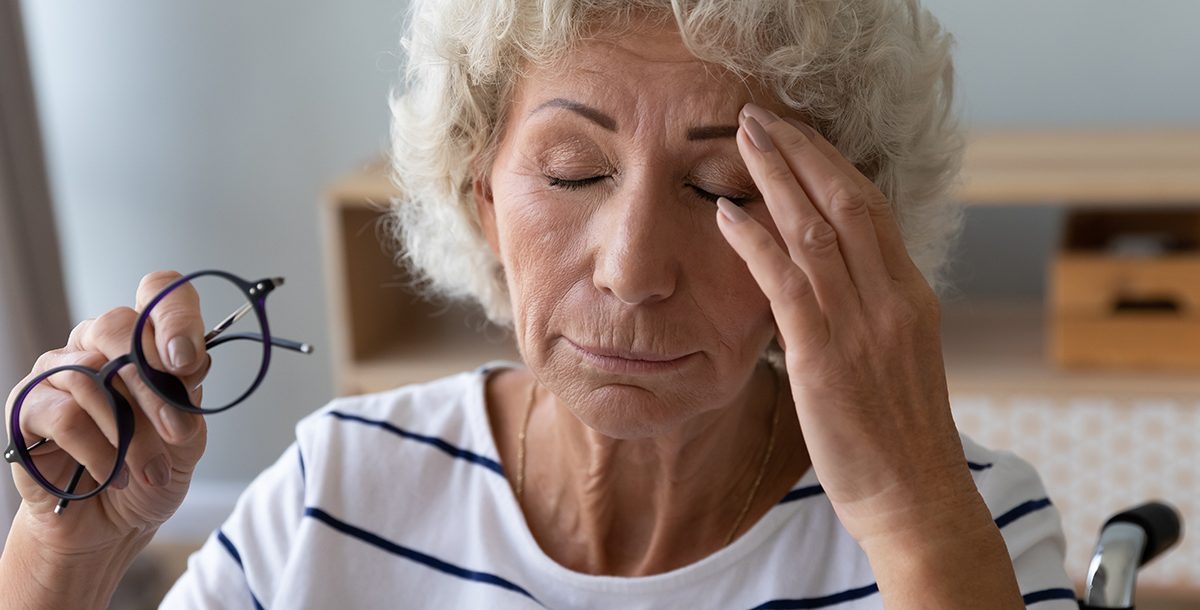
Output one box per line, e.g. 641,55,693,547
568,384,695,439
528,341,727,438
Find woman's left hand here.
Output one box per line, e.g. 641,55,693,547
716,103,983,548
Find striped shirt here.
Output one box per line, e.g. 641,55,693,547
160,359,1079,609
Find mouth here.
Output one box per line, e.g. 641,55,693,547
564,337,697,374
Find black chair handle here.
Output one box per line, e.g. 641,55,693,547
1102,501,1183,567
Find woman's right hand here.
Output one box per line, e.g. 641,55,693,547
4,270,211,556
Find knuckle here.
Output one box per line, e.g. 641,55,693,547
749,226,778,252
73,351,109,371
777,271,815,303
882,297,924,332
154,306,194,332
92,307,138,340
67,318,95,347
139,270,183,291
137,270,184,309
862,188,891,213
763,161,795,184
827,182,869,217
49,400,92,439
801,220,839,253
46,351,103,377
33,349,64,373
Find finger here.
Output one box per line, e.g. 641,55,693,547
33,352,122,445
16,383,122,490
742,104,892,298
736,113,861,317
38,324,171,485
135,270,208,377
66,318,95,351
715,197,830,353
781,117,925,286
85,307,201,447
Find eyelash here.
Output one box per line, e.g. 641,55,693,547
545,176,752,207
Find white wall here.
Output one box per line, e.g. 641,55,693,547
924,0,1200,127
920,0,1200,300
20,0,407,488
18,0,1200,505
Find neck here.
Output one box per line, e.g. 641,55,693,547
491,360,810,576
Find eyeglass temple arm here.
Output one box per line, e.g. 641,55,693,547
54,464,86,515
207,301,251,341
205,331,313,354
205,276,284,340
205,281,313,355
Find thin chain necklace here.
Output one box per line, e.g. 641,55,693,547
514,364,782,547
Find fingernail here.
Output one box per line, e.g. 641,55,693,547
168,336,195,371
112,465,130,489
717,197,749,224
742,116,775,152
784,117,819,139
161,403,195,442
144,453,172,487
741,102,779,125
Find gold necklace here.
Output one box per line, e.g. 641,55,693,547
514,364,782,547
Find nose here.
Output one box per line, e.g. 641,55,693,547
591,183,679,306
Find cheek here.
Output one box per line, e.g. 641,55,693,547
691,241,776,349
492,186,588,327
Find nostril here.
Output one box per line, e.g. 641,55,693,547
593,265,676,306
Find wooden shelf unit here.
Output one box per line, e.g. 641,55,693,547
319,158,517,397
959,128,1200,206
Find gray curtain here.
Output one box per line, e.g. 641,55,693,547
0,0,71,547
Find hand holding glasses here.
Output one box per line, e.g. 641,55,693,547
4,270,313,519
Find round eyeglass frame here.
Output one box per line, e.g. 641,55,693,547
4,269,313,509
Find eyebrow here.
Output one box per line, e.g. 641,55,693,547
529,97,739,141
530,98,617,131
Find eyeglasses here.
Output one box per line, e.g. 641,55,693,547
4,269,314,515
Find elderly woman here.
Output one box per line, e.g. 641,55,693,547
1,0,1077,608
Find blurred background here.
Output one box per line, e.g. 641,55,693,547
2,0,1198,607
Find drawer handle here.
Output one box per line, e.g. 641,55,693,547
1112,295,1180,314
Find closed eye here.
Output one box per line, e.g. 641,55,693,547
546,176,607,190
545,175,753,207
687,184,751,207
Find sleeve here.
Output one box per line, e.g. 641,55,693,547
974,447,1080,609
158,438,308,610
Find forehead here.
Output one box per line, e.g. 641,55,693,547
509,25,772,129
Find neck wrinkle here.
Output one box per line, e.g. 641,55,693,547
533,360,787,576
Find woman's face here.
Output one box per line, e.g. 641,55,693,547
477,24,793,439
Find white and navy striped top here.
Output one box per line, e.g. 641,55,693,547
160,360,1079,609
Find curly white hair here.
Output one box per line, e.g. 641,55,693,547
384,0,966,329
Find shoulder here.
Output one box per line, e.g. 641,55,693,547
291,361,518,486
297,364,487,444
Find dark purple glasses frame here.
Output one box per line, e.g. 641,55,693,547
4,269,314,515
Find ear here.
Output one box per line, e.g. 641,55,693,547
473,172,501,258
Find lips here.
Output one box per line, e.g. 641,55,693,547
564,337,692,362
